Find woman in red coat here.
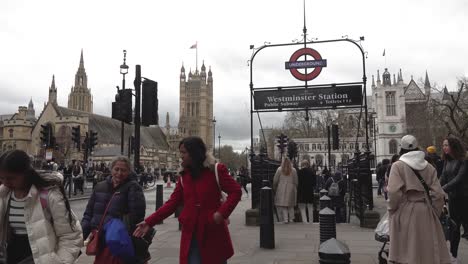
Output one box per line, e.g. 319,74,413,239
133,136,242,264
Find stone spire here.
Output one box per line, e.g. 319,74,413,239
68,49,93,113
371,75,375,88
200,60,206,78
180,63,186,80
207,66,213,83
393,74,396,86
27,98,35,121
165,112,170,134
48,74,57,104
398,69,404,83
377,70,381,85
424,70,431,89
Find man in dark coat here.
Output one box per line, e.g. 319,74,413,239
297,160,316,222
325,171,347,222
426,146,444,178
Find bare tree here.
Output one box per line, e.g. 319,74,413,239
430,77,468,145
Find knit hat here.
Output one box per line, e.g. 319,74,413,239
400,135,418,150
426,146,437,154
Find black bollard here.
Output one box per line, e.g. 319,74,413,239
320,189,328,197
319,207,336,244
320,195,332,210
260,186,275,249
318,238,351,264
155,184,164,224
262,179,270,187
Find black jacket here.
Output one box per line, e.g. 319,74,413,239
440,159,468,198
297,167,316,203
81,174,146,239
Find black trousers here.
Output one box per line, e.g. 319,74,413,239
448,196,468,258
7,234,32,264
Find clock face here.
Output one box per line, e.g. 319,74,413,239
389,125,396,132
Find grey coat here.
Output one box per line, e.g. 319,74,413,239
273,167,298,207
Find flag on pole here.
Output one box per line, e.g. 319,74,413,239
382,49,386,56
190,43,197,49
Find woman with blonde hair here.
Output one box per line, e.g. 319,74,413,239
273,158,298,223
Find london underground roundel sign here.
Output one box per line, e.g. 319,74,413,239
285,48,327,81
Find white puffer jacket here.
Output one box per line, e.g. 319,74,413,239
0,185,83,264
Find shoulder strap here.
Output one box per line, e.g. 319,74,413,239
96,192,118,231
411,168,432,205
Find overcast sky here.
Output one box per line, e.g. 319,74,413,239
1,0,467,151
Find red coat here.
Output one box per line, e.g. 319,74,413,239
145,163,242,264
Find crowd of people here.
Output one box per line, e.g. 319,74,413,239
0,133,467,264
0,136,242,264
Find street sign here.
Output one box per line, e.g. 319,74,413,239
45,149,53,161
286,48,327,81
254,85,362,110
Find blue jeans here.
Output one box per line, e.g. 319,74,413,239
188,237,227,264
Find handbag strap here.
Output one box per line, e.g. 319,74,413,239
96,191,118,231
411,168,432,205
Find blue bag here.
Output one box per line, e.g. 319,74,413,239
104,218,135,261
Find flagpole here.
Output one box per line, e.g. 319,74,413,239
196,41,198,71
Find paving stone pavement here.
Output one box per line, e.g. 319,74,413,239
76,194,468,264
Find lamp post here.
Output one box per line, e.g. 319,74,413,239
212,117,216,156
218,134,221,160
119,50,129,155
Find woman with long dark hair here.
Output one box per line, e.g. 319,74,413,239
134,136,242,264
440,136,468,259
0,150,83,264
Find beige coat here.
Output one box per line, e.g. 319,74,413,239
273,167,298,207
387,151,451,264
0,185,83,264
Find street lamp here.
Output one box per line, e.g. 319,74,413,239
212,117,216,156
119,50,129,155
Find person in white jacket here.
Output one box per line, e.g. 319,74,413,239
0,150,83,264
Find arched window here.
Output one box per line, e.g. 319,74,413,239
304,144,309,151
389,139,398,154
385,91,396,116
317,144,322,150
312,144,316,151
196,102,200,116
8,129,13,138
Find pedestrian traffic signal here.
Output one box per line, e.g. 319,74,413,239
141,79,158,126
112,89,133,124
331,124,339,150
276,133,288,154
72,125,81,150
89,130,98,152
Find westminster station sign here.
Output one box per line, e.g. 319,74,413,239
254,85,362,110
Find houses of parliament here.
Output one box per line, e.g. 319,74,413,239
0,50,215,171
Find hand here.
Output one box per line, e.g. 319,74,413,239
133,221,151,238
213,211,224,224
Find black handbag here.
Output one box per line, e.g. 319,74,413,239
132,228,156,262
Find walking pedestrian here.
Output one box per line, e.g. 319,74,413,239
238,166,250,197
387,135,451,264
297,160,315,222
81,156,147,263
318,166,331,190
377,159,390,200
427,146,444,178
384,154,399,200
440,136,468,258
273,157,298,223
0,150,83,264
72,161,84,195
133,136,242,264
325,171,347,223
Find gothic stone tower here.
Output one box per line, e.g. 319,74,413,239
178,62,214,152
48,75,57,104
68,50,93,113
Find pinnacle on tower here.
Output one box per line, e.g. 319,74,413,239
50,75,56,91
371,75,375,87
79,49,84,69
424,70,431,89
201,60,206,72
398,69,403,82
393,74,396,85
377,70,381,83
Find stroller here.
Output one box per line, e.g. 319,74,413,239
375,206,457,264
374,212,389,264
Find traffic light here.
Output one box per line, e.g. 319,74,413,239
287,140,298,161
276,133,288,155
40,124,51,147
112,89,133,124
332,124,339,150
89,130,98,152
72,125,81,150
141,79,158,126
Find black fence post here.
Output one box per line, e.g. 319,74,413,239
260,186,275,249
155,184,163,224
